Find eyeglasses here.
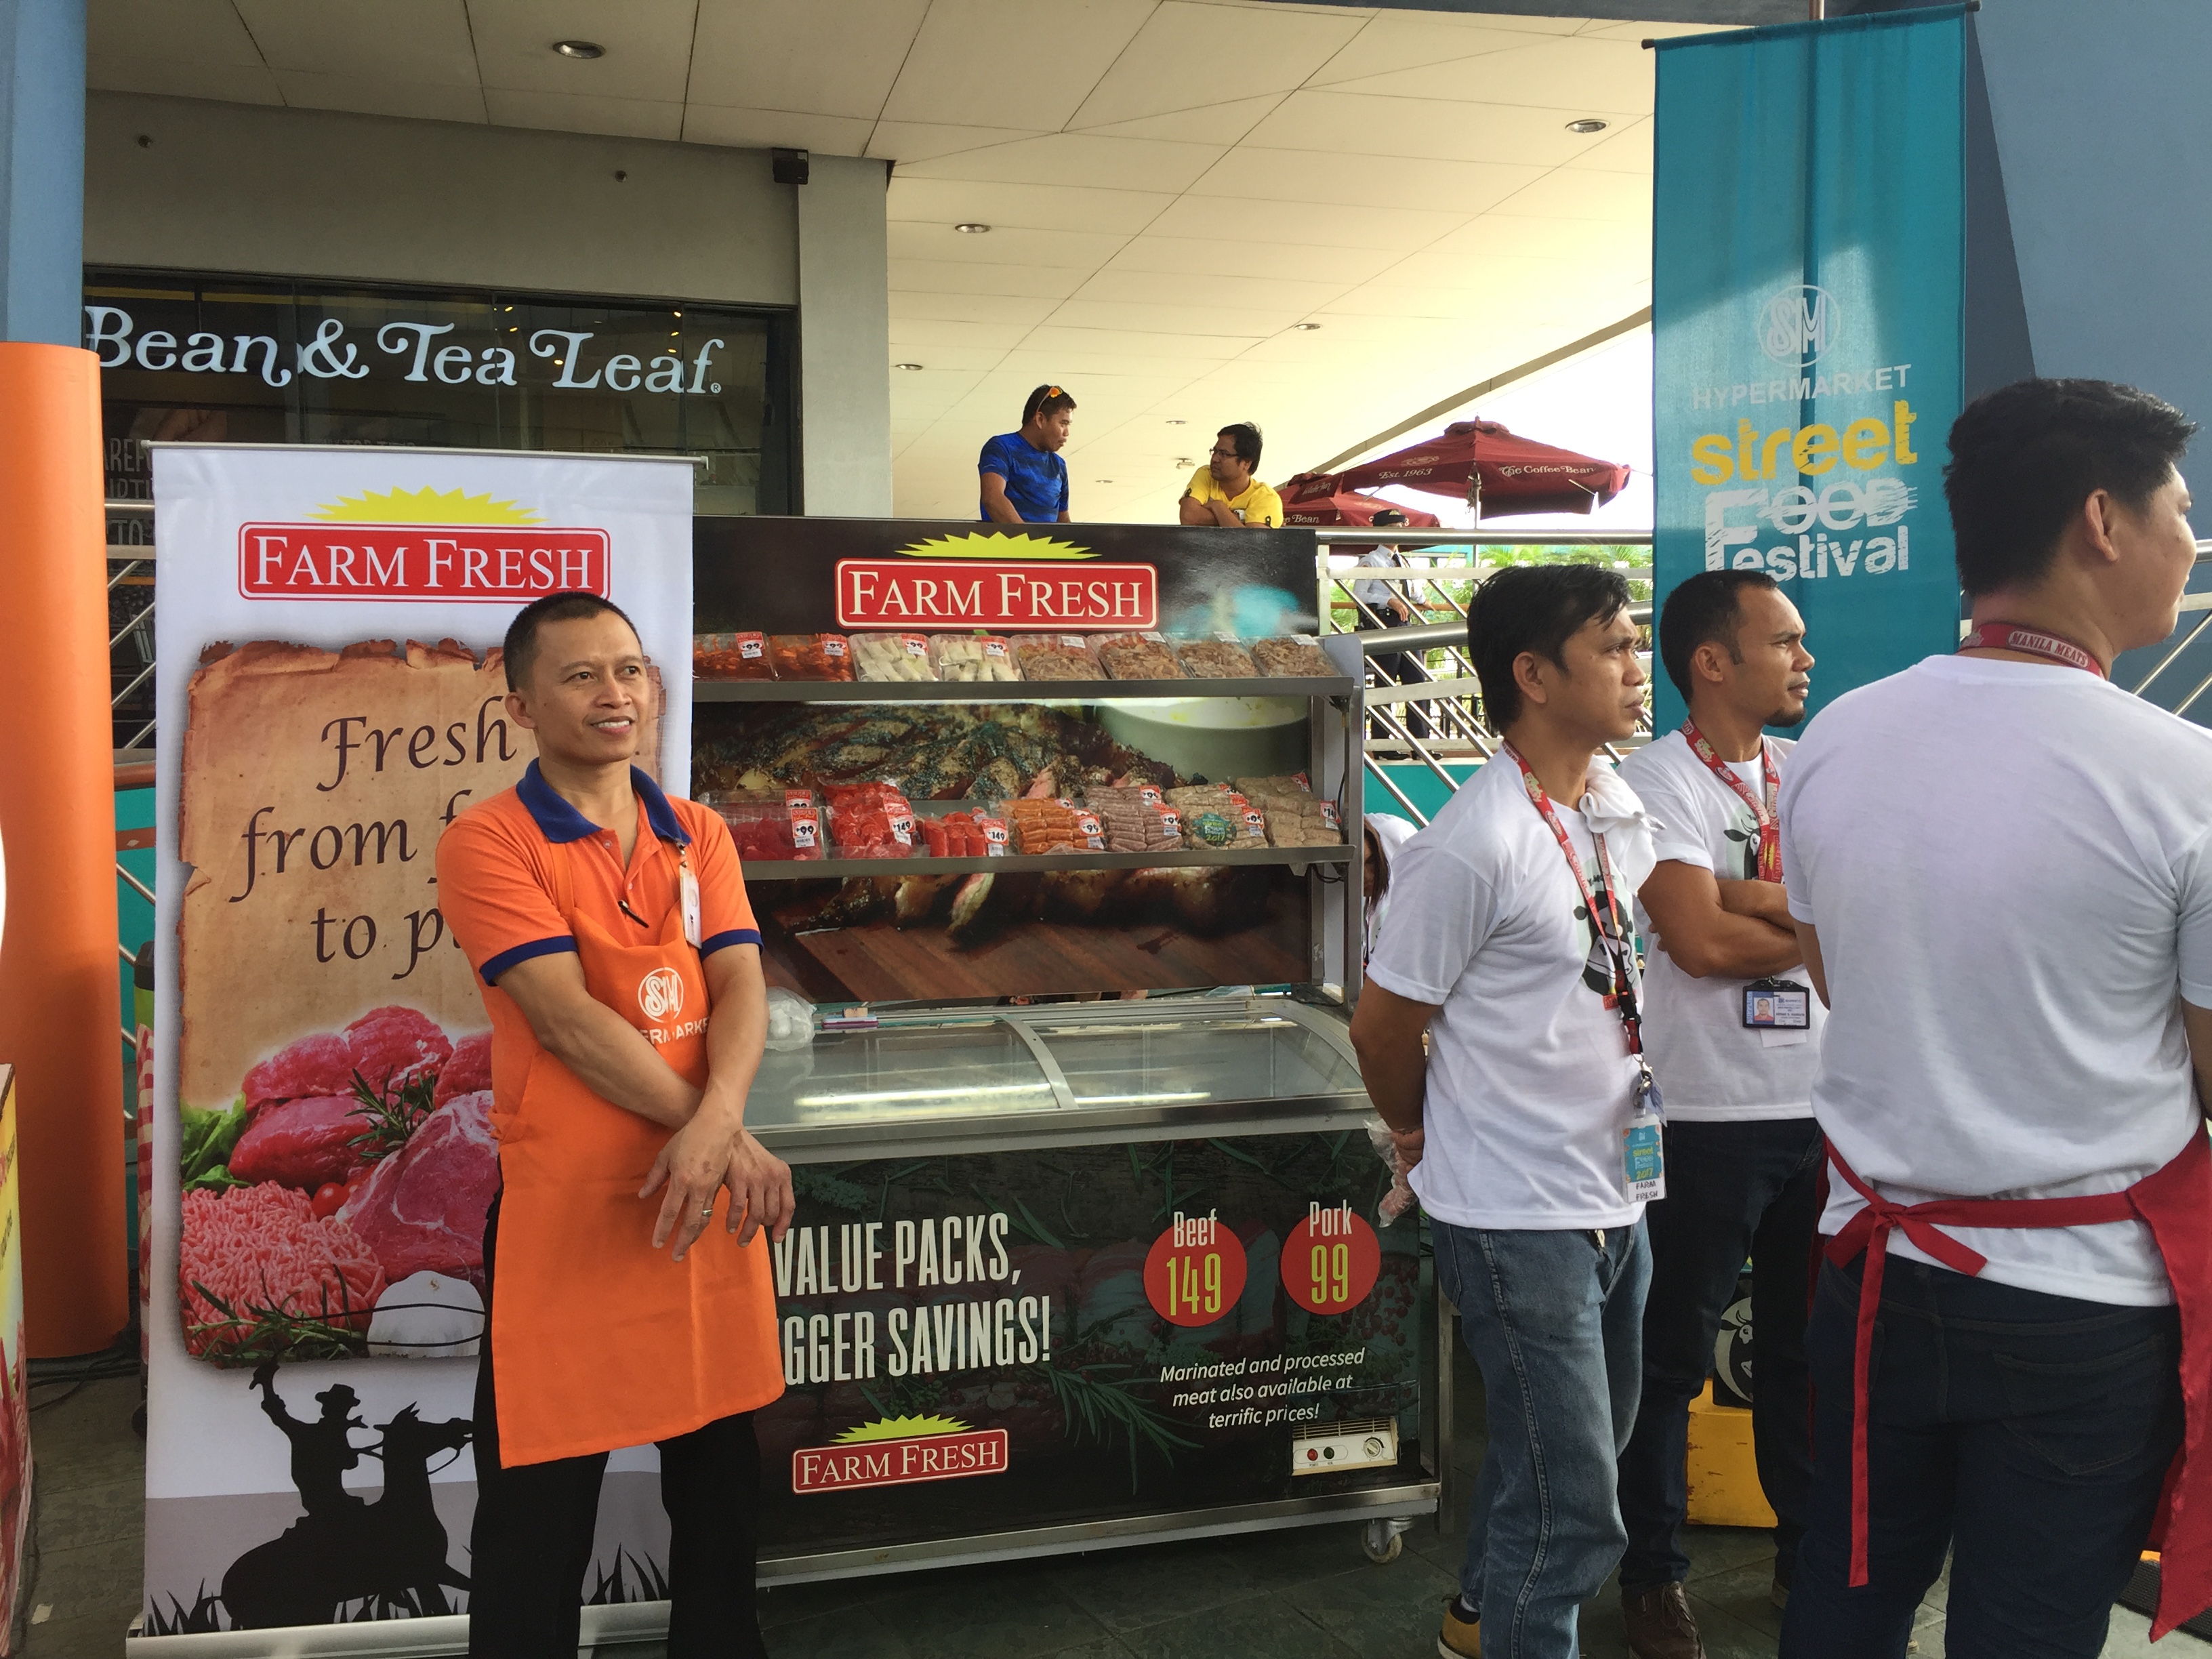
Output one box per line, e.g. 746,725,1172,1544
1209,446,1240,459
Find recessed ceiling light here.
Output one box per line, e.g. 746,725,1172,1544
1292,322,1323,331
954,222,991,234
894,362,924,371
1164,418,1187,425
1095,478,1114,484
552,40,604,59
1566,118,1608,134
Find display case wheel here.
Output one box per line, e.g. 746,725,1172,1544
1361,1518,1406,1563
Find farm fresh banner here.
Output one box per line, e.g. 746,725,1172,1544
1652,8,1967,729
144,445,690,1633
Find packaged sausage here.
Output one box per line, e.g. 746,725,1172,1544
1174,636,1260,679
712,790,823,862
1250,635,1336,678
693,632,774,680
1088,631,1185,681
1013,634,1104,682
853,632,938,682
769,634,855,682
929,634,1023,682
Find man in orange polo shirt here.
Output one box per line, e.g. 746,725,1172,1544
437,591,792,1659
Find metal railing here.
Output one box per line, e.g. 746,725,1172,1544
107,499,157,752
2124,541,2212,713
1316,528,1655,829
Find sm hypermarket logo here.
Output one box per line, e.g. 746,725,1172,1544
238,487,611,602
638,968,684,1021
1759,285,1839,366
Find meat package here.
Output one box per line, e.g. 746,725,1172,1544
1250,635,1336,678
712,790,823,861
1084,783,1183,853
1234,774,1343,847
1087,632,1185,680
852,632,938,682
1174,636,1260,678
917,808,1006,857
1013,634,1104,682
1165,783,1268,848
1009,798,1103,853
694,631,774,680
823,781,916,858
929,634,1022,682
769,633,855,681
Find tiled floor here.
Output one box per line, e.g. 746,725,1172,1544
16,1373,2194,1657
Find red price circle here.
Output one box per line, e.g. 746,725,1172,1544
1143,1218,1249,1328
1281,1206,1381,1315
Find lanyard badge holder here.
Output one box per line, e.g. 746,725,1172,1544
1504,745,1666,1202
677,848,702,949
1742,977,1811,1029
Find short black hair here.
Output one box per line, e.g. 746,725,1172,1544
503,592,641,691
1023,384,1076,424
1218,422,1262,468
1945,378,2197,596
1466,563,1632,729
1658,569,1778,701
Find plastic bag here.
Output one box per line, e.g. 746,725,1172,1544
764,987,815,1052
1366,1119,1417,1226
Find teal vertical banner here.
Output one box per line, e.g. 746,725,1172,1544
1652,9,1965,732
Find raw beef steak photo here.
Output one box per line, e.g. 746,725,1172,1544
340,1090,500,1288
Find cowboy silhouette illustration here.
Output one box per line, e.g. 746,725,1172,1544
220,1363,472,1628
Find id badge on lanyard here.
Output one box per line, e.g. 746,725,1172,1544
1624,1065,1666,1202
678,852,702,949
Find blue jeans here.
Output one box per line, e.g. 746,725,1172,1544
1617,1116,1822,1589
1434,1218,1652,1659
1780,1255,2183,1659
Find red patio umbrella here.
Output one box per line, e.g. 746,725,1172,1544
1277,487,1441,529
1314,419,1630,521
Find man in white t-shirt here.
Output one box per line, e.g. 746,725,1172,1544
1351,563,1656,1659
1777,378,2212,1658
1614,569,1822,1656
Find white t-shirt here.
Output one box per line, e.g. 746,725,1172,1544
1781,654,2212,1307
1619,730,1823,1122
1366,754,1657,1230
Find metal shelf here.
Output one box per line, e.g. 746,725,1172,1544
695,676,1353,702
740,844,1351,882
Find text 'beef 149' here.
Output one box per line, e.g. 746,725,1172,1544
238,523,611,602
836,560,1158,631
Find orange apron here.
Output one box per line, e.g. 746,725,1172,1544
488,830,782,1466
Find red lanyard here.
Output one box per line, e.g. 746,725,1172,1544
1958,621,2105,678
1502,743,1643,1057
1680,722,1782,884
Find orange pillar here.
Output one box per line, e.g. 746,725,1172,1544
0,342,125,1355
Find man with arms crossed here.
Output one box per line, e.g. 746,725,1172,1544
1614,570,1822,1658
438,592,794,1658
1778,379,2212,1657
1352,565,1657,1659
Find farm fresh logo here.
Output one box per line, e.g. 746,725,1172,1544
238,488,611,602
791,1416,1010,1495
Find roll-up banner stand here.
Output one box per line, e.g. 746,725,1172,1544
139,448,693,1645
1652,7,1968,729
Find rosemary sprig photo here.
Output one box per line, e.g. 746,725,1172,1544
346,1067,438,1162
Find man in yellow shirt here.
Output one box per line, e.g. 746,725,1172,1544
1179,423,1284,528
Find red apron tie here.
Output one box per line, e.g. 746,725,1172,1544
1822,1145,2142,1588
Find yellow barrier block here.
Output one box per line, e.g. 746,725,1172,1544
1685,1380,1778,1530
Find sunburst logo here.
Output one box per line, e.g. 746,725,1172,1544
833,1414,970,1444
901,530,1091,561
310,487,544,526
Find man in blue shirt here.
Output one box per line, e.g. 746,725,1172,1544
979,385,1075,523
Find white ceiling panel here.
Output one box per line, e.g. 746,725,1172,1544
887,316,1034,350
890,291,1063,327
91,0,266,66
1431,211,1645,262
886,223,1138,270
1305,18,1537,86
880,0,1156,131
898,133,1228,194
1190,146,1543,216
1065,1,1364,131
1020,324,1258,361
1049,298,1296,337
1143,192,1469,251
865,121,1052,165
888,177,1176,235
682,105,875,153
468,0,695,100
1243,89,1612,168
485,88,684,141
1561,115,1654,174
888,257,1098,299
233,0,478,82
685,0,928,119
1325,34,1653,114
272,71,489,123
1075,94,1288,146
89,54,281,103
1490,163,1651,222
1102,234,1401,285
1073,267,1353,312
